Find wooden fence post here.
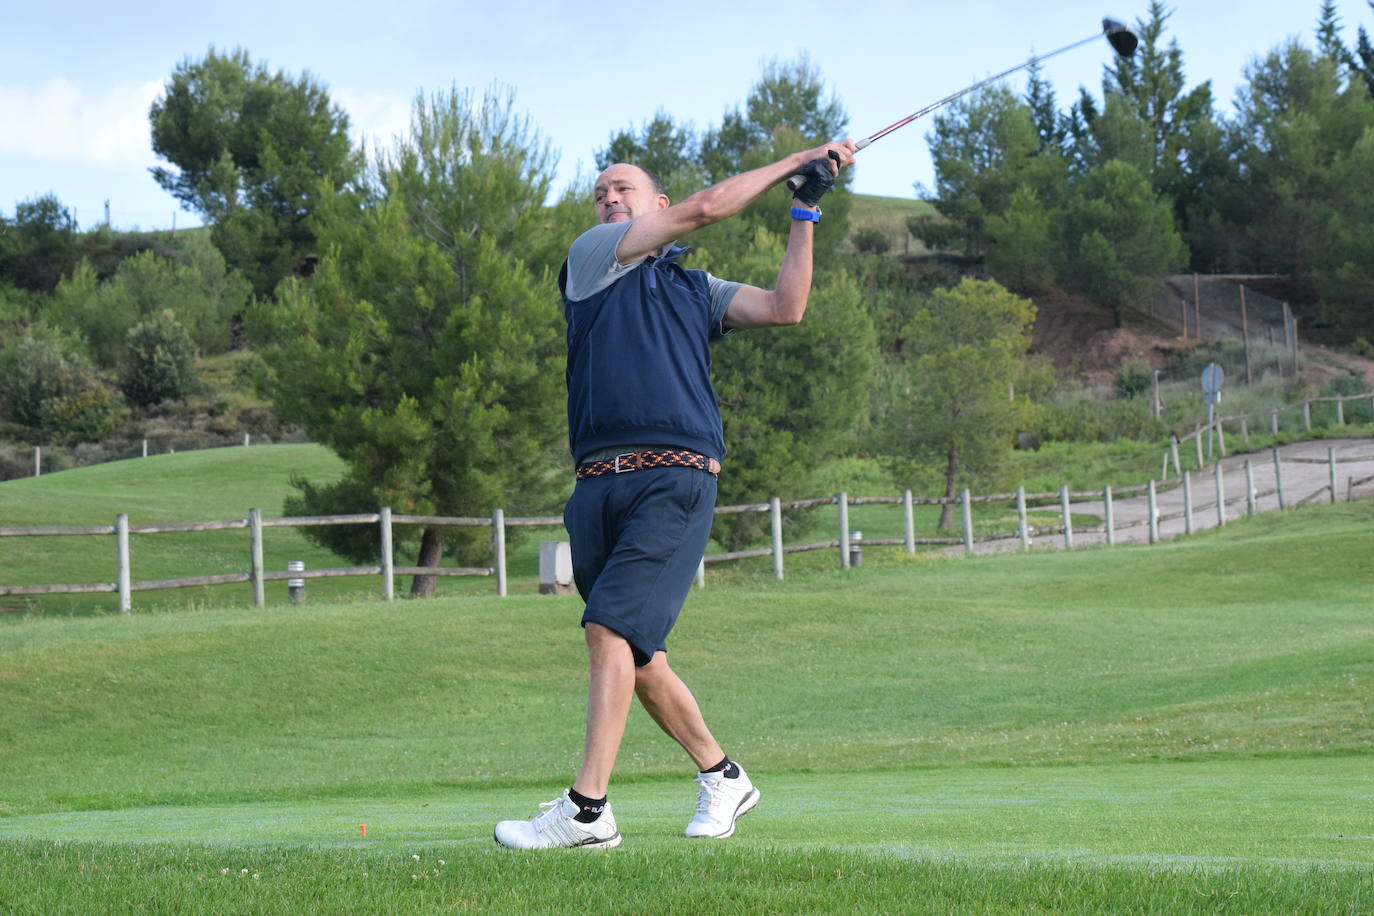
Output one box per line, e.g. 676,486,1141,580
902,490,916,556
1217,422,1227,457
1270,408,1279,435
249,508,265,607
1170,437,1181,477
837,492,850,570
1016,486,1029,551
1273,448,1285,509
770,496,784,580
1194,433,1204,470
1245,461,1256,516
1183,470,1194,535
1240,416,1249,445
116,514,131,614
379,506,394,601
960,489,974,555
1215,462,1226,527
492,508,507,596
1240,284,1252,385
33,446,41,478
1303,400,1312,431
1059,485,1073,550
1148,481,1159,544
1103,486,1115,547
1328,448,1338,504
1336,399,1345,426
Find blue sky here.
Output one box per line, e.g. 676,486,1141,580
1,0,1366,230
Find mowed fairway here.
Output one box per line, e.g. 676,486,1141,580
1,452,1372,913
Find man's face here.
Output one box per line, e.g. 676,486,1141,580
593,165,668,224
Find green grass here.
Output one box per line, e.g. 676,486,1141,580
1,490,1372,911
846,193,934,257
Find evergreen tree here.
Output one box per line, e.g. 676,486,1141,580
876,279,1035,530
248,88,568,596
149,48,359,298
1059,160,1187,326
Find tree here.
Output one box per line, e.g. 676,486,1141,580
706,240,876,548
248,87,568,597
1233,41,1374,277
876,279,1035,530
119,311,201,407
0,194,79,293
985,186,1058,295
0,325,120,441
47,239,248,368
149,48,358,298
1059,160,1187,326
915,86,1062,258
595,111,705,199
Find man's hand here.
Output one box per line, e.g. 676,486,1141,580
786,140,858,202
791,153,838,208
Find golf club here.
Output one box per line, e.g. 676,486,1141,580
787,17,1139,193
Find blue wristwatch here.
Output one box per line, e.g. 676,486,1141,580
790,206,821,223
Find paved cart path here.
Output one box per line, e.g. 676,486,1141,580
943,438,1374,557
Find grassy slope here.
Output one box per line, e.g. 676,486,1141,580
846,193,933,256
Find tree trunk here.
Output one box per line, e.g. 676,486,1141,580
938,446,959,531
409,526,445,598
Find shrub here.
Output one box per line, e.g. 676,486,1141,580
119,311,201,407
852,229,891,255
0,326,97,427
1113,360,1154,399
37,375,122,441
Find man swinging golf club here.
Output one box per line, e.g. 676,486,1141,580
494,138,856,849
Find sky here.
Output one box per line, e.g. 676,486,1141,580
1,0,1366,231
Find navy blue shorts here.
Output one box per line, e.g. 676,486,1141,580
563,467,717,666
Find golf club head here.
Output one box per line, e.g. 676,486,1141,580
1103,18,1138,57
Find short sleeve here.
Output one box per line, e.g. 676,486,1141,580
565,221,638,302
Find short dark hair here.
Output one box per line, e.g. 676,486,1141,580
634,165,666,197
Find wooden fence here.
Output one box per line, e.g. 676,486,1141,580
5,444,1371,613
1159,392,1373,480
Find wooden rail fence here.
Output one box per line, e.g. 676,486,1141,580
5,444,1371,612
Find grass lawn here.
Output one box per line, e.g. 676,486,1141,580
1,475,1371,912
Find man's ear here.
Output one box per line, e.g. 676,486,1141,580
656,194,671,211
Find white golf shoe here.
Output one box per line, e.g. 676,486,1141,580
684,765,760,838
493,791,622,849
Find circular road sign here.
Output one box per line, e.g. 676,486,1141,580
1201,362,1225,395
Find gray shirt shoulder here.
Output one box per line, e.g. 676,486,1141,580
565,221,741,330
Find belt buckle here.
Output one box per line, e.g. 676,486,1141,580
613,451,641,473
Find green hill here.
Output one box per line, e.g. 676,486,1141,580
847,192,934,256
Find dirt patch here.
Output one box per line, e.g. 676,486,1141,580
1030,294,1182,386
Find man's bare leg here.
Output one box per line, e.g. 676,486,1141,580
634,652,724,770
571,622,637,799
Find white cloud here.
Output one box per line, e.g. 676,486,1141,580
0,79,164,166
333,88,413,157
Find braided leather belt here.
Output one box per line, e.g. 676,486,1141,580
576,449,721,480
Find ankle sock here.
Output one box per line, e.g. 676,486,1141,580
702,756,740,779
567,788,607,823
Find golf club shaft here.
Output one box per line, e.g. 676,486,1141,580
785,27,1107,193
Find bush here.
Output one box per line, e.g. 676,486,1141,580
1113,360,1154,399
0,325,110,434
119,311,201,407
852,229,891,255
36,375,122,441
1031,391,1164,443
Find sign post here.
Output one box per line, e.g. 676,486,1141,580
1201,362,1224,461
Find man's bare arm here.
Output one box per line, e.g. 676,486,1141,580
615,141,855,265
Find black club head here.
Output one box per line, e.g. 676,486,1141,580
1103,18,1138,57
